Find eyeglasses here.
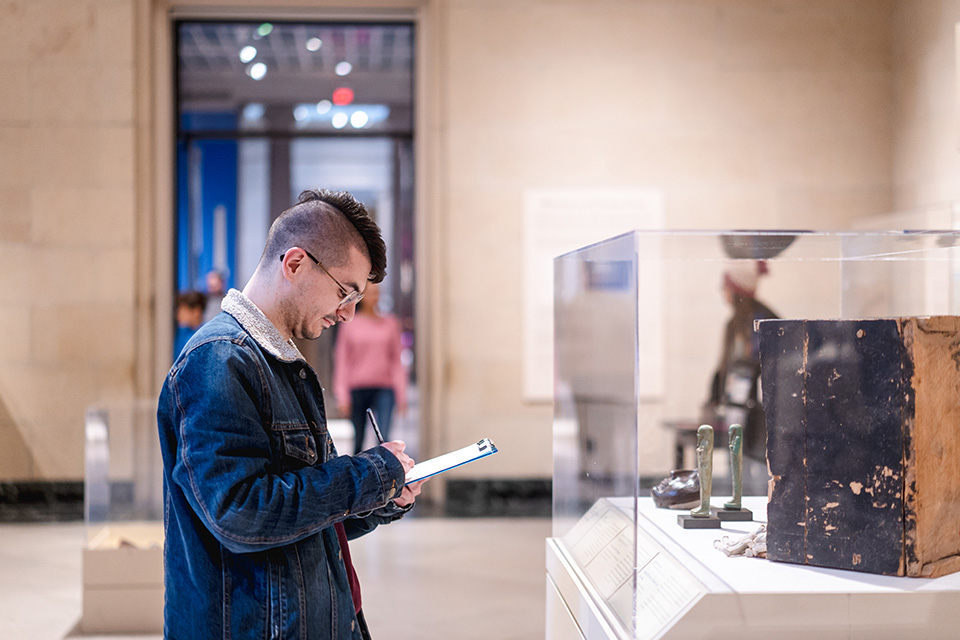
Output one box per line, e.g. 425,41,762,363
281,249,364,309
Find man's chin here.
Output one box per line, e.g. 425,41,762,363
297,317,337,340
293,326,323,341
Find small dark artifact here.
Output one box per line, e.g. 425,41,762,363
651,469,700,510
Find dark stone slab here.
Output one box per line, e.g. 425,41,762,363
678,514,721,529
712,506,754,521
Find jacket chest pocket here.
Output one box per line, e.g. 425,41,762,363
272,421,334,469
273,424,319,468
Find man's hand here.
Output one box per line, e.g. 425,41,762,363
381,440,415,473
381,440,426,506
395,479,425,507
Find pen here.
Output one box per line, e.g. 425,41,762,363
366,408,385,445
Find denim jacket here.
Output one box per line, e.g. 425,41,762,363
158,289,409,639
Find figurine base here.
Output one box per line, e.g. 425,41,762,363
712,506,754,521
678,514,722,529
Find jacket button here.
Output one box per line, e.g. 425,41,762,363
299,369,307,379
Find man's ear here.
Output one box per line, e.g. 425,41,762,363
280,248,307,282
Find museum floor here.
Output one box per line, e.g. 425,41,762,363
0,516,551,640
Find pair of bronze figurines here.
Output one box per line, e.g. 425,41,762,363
679,424,752,528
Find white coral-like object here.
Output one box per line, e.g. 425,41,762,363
714,524,767,558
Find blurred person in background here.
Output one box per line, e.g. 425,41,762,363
334,281,408,454
202,269,227,323
174,290,206,359
702,260,778,462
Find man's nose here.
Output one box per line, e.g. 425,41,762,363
337,303,357,322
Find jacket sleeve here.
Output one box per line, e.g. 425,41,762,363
167,339,406,554
342,502,414,540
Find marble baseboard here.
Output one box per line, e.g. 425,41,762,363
0,481,84,522
443,478,551,518
0,477,556,522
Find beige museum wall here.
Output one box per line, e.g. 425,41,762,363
0,0,139,480
1,0,941,485
891,0,960,210
438,0,895,479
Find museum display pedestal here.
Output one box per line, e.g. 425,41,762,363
546,496,960,640
82,522,164,634
83,403,164,633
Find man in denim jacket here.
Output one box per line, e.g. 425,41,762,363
158,189,423,639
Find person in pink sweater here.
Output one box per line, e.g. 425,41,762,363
333,282,408,454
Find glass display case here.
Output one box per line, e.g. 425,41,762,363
547,230,960,640
83,399,164,634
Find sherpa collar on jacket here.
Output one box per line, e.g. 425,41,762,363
221,288,306,363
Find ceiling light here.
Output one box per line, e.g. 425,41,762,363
239,46,257,63
335,61,353,76
306,38,322,52
293,105,310,121
257,23,273,37
291,103,390,128
350,111,369,128
242,103,265,121
247,62,267,80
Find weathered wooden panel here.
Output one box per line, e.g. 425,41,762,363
903,317,960,578
803,320,904,575
759,316,960,577
758,319,806,564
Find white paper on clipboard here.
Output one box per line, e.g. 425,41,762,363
405,438,498,484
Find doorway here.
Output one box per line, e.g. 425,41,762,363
174,20,417,451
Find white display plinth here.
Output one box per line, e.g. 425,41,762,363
546,496,960,640
83,522,164,634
